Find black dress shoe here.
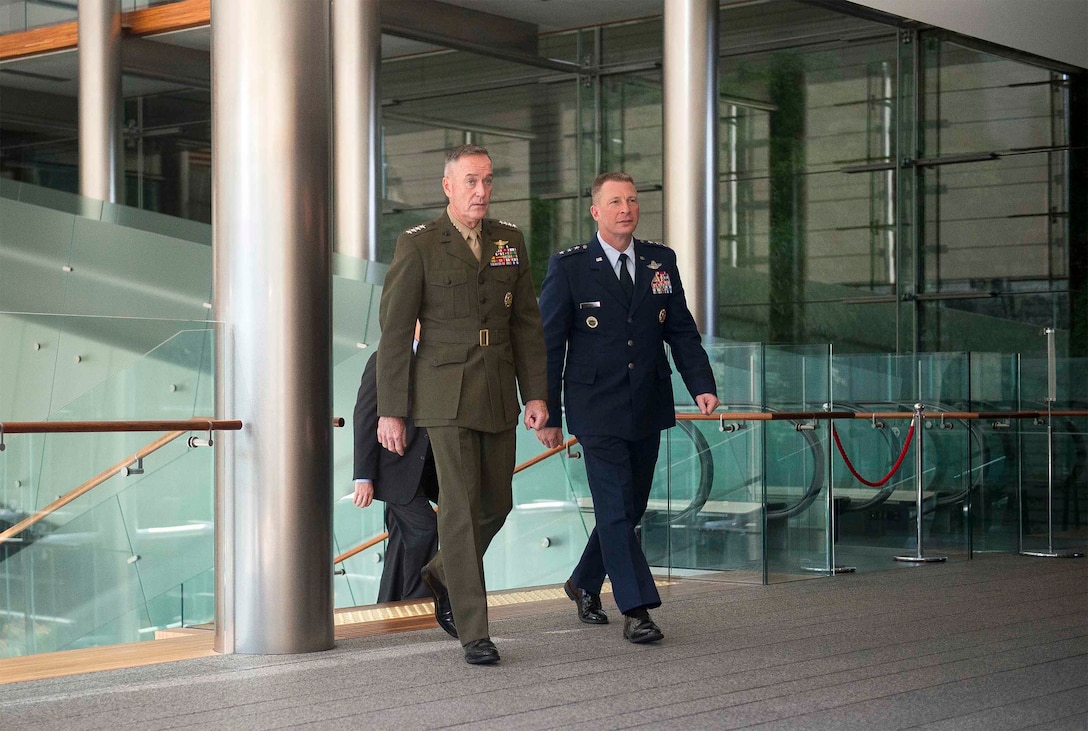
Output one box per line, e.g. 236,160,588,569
463,638,500,665
623,612,664,644
564,578,608,624
421,568,458,639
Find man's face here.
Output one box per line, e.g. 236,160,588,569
590,180,639,247
442,154,493,228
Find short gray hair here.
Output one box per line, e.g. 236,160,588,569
444,144,491,175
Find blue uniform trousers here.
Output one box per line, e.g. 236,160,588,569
571,431,662,614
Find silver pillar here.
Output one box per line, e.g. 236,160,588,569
663,0,718,334
77,0,123,203
212,0,334,654
333,0,381,260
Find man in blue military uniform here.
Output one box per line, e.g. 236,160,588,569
537,172,719,644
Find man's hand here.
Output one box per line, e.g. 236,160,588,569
536,426,565,450
695,393,720,415
523,399,549,430
377,416,407,456
353,480,375,508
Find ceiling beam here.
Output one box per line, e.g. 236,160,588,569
122,37,209,90
2,0,584,74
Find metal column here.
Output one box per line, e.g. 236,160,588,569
77,0,123,203
212,0,334,654
663,0,718,334
332,0,382,260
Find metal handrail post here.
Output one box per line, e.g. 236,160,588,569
895,403,947,563
1022,328,1084,558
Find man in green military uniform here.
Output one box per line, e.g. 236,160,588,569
376,144,549,665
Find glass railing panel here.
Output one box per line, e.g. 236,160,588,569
0,433,45,563
656,420,764,584
31,326,213,517
331,349,383,609
829,354,934,570
63,216,211,322
486,425,589,592
1020,356,1088,554
641,342,766,583
117,446,214,604
138,565,215,637
0,197,77,315
916,353,972,559
0,0,77,33
762,344,831,581
966,352,1021,554
1,484,141,657
332,277,380,366
0,179,103,220
0,323,218,657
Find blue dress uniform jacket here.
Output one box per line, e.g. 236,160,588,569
539,235,716,614
539,237,715,440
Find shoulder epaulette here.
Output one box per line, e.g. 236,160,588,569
642,239,668,248
492,219,520,230
403,221,433,237
558,244,589,257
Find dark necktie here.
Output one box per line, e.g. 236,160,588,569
618,252,634,304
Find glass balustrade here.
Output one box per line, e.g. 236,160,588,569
3,179,1083,658
0,324,216,658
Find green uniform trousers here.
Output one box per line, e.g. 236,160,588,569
423,425,515,646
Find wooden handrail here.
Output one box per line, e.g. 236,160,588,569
0,418,243,544
0,0,210,61
0,418,242,434
675,409,1088,422
0,431,185,544
333,436,581,565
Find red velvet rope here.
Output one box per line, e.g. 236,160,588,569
832,421,915,488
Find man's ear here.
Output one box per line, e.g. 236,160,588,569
441,176,452,199
589,204,600,222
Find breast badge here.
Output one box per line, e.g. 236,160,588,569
651,269,673,294
504,291,513,308
586,315,599,329
648,260,662,270
489,241,519,266
659,309,666,323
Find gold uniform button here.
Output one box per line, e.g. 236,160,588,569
627,340,634,346
628,363,635,370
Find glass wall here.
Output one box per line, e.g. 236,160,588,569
2,2,1081,363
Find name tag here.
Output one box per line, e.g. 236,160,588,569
579,301,601,309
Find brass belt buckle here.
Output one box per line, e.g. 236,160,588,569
479,328,490,347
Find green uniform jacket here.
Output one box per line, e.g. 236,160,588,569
377,212,548,432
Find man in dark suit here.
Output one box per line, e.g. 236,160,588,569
376,144,549,665
353,347,438,605
536,171,719,644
